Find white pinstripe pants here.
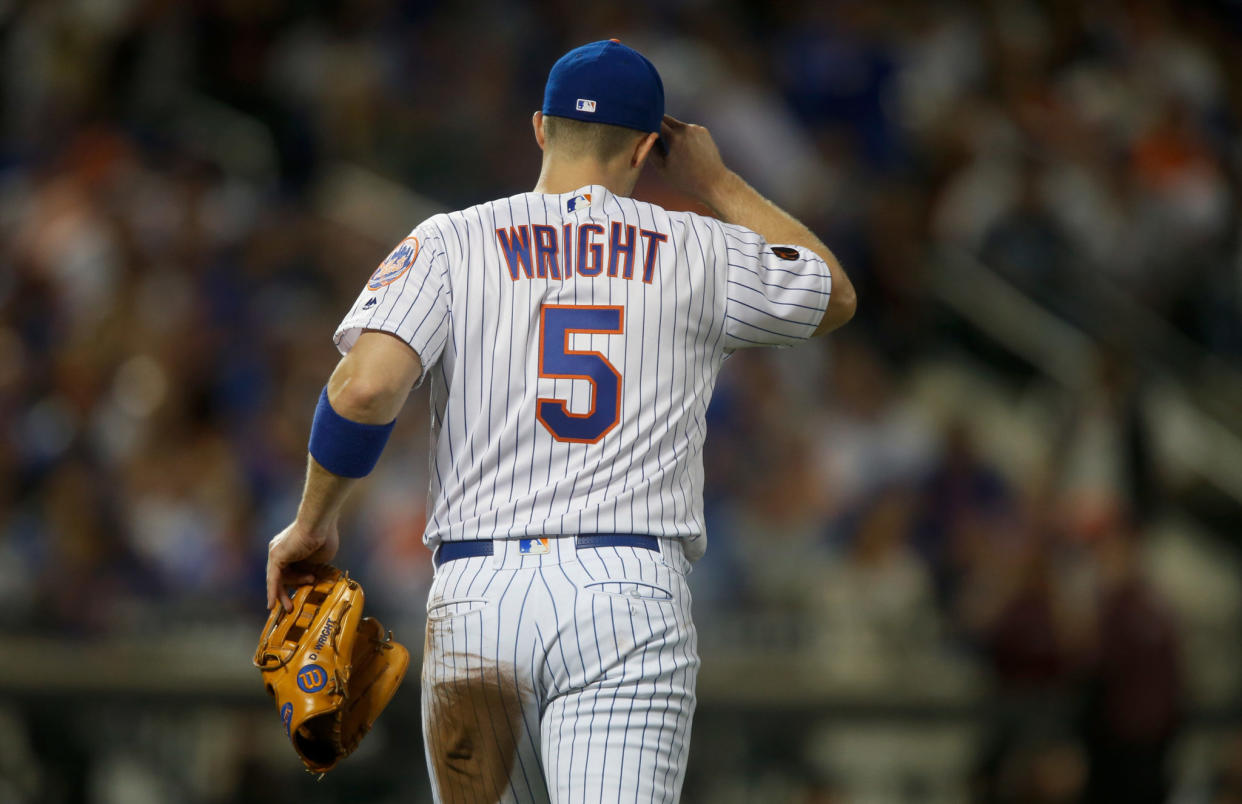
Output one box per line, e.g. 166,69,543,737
421,537,699,803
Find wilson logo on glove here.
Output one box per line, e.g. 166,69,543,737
297,664,328,693
254,567,410,773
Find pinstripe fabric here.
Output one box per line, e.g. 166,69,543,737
421,539,698,803
333,186,831,562
332,185,831,801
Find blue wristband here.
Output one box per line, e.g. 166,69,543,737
308,388,396,478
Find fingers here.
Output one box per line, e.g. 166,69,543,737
266,556,289,611
659,115,708,159
266,548,322,610
265,559,279,611
265,569,317,611
657,118,682,166
264,523,337,611
266,536,283,610
654,126,672,165
265,535,309,611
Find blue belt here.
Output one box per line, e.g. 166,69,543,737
435,534,658,567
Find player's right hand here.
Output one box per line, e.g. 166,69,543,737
265,521,340,612
653,115,731,207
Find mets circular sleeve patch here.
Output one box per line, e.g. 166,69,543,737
369,236,420,289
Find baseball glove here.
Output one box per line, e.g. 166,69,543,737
253,566,410,773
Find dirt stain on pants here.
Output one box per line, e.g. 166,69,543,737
423,623,527,802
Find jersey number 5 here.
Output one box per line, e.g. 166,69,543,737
536,304,623,444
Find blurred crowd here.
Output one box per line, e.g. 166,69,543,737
2,0,1242,801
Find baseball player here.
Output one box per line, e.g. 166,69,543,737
265,40,855,802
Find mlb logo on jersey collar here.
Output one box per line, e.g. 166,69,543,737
567,193,592,212
519,538,550,555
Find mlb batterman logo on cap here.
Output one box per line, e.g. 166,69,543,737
542,39,665,133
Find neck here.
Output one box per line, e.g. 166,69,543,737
533,157,632,196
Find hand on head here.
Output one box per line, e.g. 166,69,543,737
652,115,732,206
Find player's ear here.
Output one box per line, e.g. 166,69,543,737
533,111,547,151
631,131,660,168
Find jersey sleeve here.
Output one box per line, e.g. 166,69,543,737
718,221,832,351
333,222,450,381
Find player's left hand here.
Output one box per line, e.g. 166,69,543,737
265,521,340,611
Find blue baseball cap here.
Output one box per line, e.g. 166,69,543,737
542,39,664,134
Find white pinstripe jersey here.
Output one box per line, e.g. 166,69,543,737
334,184,831,561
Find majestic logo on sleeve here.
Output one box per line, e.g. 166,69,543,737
368,236,420,289
771,246,799,261
567,193,592,212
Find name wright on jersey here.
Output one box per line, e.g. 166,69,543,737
495,222,669,283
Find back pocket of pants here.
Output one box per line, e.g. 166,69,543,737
584,580,673,601
426,597,489,621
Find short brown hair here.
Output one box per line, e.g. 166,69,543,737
543,115,646,162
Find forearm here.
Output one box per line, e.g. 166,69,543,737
294,457,358,532
704,171,833,263
705,171,856,334
295,332,423,531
